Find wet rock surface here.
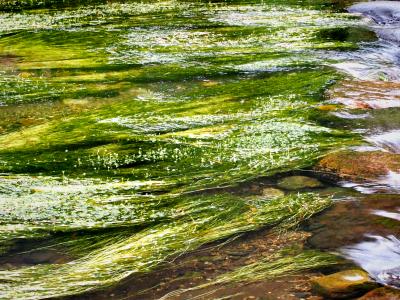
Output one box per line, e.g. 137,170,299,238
329,80,400,110
311,269,377,299
359,287,400,300
261,187,285,198
73,230,319,300
316,151,400,183
277,176,323,190
307,192,400,289
307,194,400,250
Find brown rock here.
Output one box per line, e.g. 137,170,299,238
307,296,324,300
315,151,400,182
353,101,373,110
0,54,19,67
359,287,400,300
311,269,378,299
329,80,400,110
277,176,322,190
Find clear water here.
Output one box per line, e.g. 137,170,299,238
1,0,400,299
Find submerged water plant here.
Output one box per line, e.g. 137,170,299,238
0,193,331,299
0,0,369,298
160,250,341,300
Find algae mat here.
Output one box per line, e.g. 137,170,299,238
0,0,364,298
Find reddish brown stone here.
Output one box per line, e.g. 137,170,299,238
328,80,400,110
353,101,373,109
315,151,400,182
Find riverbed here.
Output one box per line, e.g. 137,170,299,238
0,0,400,299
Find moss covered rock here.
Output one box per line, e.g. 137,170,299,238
277,176,323,190
315,151,400,182
311,269,378,298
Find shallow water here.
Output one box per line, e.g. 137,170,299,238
1,0,400,299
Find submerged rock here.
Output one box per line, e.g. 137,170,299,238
311,269,377,298
307,196,400,251
277,176,322,190
329,80,400,110
0,54,18,68
359,287,400,300
261,187,285,198
316,151,400,182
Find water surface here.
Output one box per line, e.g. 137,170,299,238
1,0,400,299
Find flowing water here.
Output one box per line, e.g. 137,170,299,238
1,0,400,299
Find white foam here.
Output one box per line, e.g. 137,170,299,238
332,111,370,119
340,171,400,194
342,235,400,284
380,171,400,189
342,274,365,281
368,130,400,153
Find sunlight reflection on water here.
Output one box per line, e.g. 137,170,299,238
342,235,400,287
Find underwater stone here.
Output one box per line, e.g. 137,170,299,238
359,287,400,300
311,269,378,299
261,187,285,198
329,80,400,110
316,151,400,182
277,176,322,190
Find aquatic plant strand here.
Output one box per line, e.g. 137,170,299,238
160,250,340,300
0,0,366,298
0,193,330,299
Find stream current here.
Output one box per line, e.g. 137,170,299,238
1,0,400,299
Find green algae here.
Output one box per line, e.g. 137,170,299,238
0,1,363,107
0,0,107,11
0,193,331,299
161,249,341,300
0,70,356,180
212,250,340,283
0,0,370,298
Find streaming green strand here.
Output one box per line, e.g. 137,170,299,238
160,250,340,300
0,193,330,299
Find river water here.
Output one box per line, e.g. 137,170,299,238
0,0,400,299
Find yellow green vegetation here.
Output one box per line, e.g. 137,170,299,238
0,0,370,298
162,250,341,300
